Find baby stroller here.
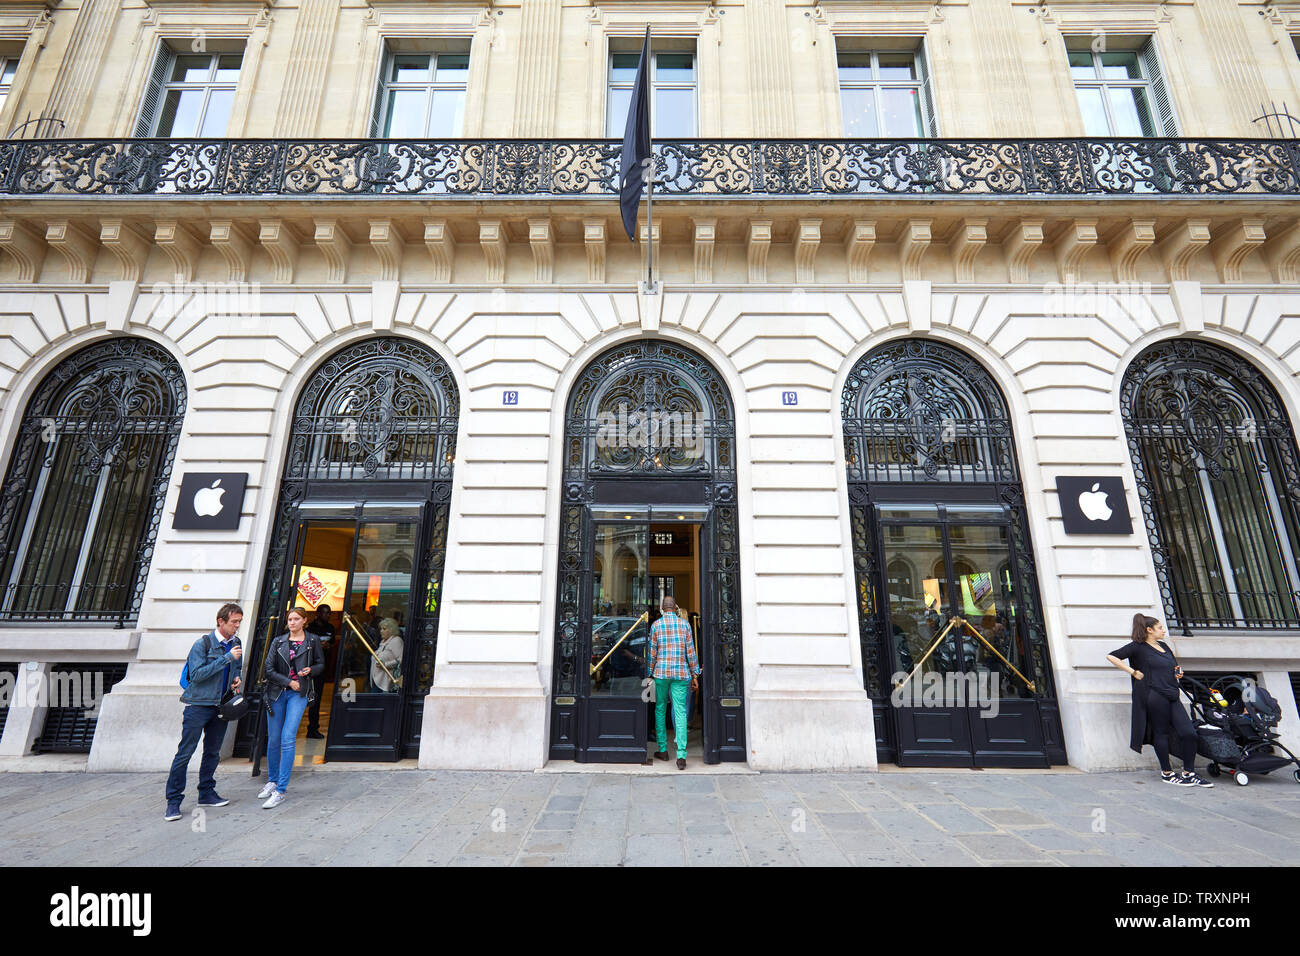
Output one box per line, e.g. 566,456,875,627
1179,674,1300,786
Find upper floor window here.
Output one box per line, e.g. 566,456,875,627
136,46,243,137
372,47,469,138
605,42,697,138
0,339,186,625
1067,38,1175,136
0,56,19,118
837,46,936,138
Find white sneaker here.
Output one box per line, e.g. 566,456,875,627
262,790,286,809
257,782,277,800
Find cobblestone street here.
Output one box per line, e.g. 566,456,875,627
2,764,1299,866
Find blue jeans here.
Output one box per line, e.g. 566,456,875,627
165,704,225,806
265,691,310,793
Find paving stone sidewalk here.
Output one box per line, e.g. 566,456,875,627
2,766,1299,866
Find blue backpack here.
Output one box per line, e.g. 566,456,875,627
179,632,216,689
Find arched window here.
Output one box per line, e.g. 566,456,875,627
565,338,733,478
843,338,1017,485
285,337,458,482
0,339,186,624
1122,340,1300,630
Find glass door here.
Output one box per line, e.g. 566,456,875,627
582,509,652,762
262,511,422,763
880,504,1047,767
325,514,421,761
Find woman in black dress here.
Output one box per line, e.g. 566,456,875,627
1107,613,1212,788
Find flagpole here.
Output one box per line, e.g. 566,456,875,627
644,30,655,293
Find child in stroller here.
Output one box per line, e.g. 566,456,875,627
1179,674,1300,786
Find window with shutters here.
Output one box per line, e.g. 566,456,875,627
605,39,697,138
835,43,937,138
135,43,244,137
1066,37,1176,136
370,44,469,138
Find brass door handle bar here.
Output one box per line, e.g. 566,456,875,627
590,611,649,676
956,616,1036,693
892,616,959,691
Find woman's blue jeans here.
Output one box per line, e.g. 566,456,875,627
265,691,310,792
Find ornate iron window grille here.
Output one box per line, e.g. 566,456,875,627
2,137,1297,197
842,339,1055,705
553,339,742,705
1122,339,1300,631
249,338,458,741
0,338,186,626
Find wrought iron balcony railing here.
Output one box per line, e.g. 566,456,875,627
1,137,1298,198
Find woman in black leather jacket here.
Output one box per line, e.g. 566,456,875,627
258,607,324,808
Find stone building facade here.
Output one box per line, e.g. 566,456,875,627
1,0,1299,772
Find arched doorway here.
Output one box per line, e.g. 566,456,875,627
237,337,458,762
550,339,745,763
843,339,1065,767
1121,339,1300,631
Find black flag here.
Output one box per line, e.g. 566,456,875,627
619,27,651,242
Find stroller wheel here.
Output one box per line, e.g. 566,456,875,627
1206,763,1220,777
1293,769,1300,785
1235,771,1250,786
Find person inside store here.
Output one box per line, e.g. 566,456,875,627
648,595,701,770
260,607,325,808
370,617,404,693
304,603,335,739
164,602,244,822
1106,612,1213,788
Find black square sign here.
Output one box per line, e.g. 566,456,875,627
173,473,248,530
1057,476,1132,535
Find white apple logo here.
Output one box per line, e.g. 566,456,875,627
1077,482,1112,522
193,479,226,518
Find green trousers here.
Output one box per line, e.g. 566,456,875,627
655,678,691,759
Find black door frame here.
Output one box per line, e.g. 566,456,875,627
552,481,745,764
252,499,432,762
576,505,715,764
325,504,426,762
875,497,1050,768
567,493,736,764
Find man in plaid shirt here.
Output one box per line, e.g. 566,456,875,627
649,596,700,769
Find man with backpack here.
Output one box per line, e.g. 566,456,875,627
164,603,244,821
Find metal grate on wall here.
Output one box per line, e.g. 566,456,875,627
0,663,15,740
32,664,128,754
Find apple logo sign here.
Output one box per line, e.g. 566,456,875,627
1057,476,1132,535
193,479,226,517
173,473,247,530
1077,482,1112,522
